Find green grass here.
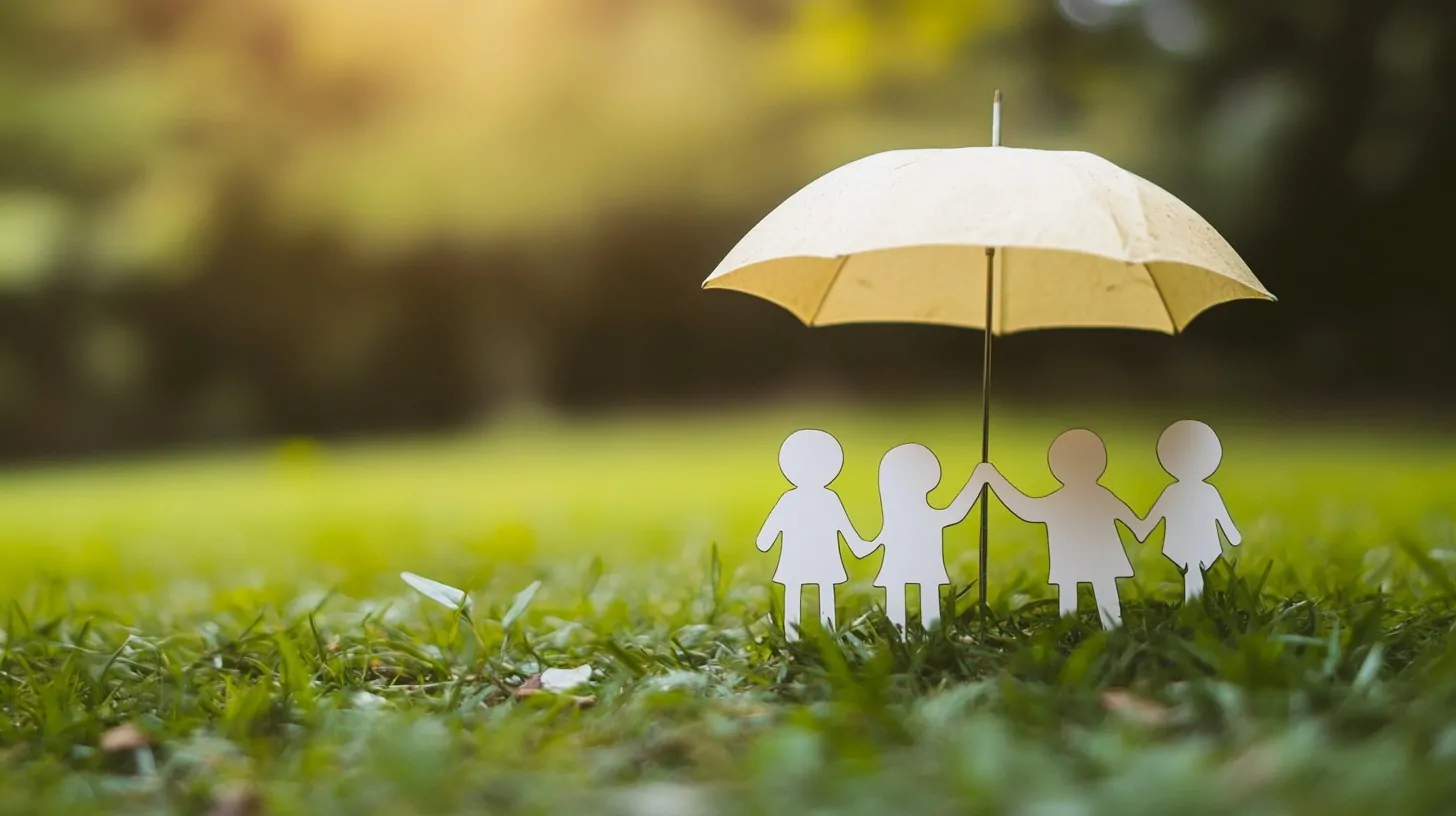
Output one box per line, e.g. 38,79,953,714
3,403,1456,814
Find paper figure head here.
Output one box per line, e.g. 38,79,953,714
1157,419,1222,481
1047,429,1107,485
778,429,844,488
877,443,941,501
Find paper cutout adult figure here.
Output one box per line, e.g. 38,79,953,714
866,444,984,632
757,429,870,640
975,429,1141,629
1138,420,1241,601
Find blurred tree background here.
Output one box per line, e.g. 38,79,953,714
0,0,1451,460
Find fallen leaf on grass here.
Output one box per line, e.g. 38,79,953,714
1219,741,1284,793
1100,690,1173,728
208,781,263,816
515,673,596,708
350,691,388,710
724,699,774,720
100,723,151,752
368,660,405,678
611,781,714,816
514,674,544,698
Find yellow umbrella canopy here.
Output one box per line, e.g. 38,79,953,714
703,145,1273,334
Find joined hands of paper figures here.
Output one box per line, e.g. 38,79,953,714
758,422,1241,638
971,422,1241,625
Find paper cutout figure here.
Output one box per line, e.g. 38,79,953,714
1139,420,1241,601
975,429,1141,629
757,429,869,640
867,444,982,631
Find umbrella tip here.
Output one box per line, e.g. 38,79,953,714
991,90,1003,147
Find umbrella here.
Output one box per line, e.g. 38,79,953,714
703,92,1274,612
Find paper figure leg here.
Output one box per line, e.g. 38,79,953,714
920,585,940,630
886,584,907,630
1057,583,1078,617
783,584,802,641
818,583,837,630
1184,566,1205,602
1093,578,1122,629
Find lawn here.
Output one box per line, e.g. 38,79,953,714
3,403,1456,814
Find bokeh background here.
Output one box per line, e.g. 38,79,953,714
0,0,1452,462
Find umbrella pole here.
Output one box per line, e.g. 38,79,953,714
978,247,994,614
978,89,1002,616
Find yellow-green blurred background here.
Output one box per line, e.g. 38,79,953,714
0,0,1452,461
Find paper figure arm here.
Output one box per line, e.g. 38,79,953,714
1112,495,1151,541
975,463,1044,522
847,535,878,559
1126,492,1165,541
939,468,988,524
1213,488,1241,546
756,497,785,553
838,502,876,559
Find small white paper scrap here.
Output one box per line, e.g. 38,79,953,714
540,665,593,693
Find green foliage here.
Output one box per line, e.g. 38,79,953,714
0,0,1021,283
1,406,1456,811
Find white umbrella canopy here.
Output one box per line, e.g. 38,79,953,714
703,145,1273,334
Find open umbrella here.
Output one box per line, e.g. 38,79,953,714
703,92,1274,611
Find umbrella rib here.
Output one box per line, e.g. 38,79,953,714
807,255,851,326
1143,263,1179,334
1123,170,1178,334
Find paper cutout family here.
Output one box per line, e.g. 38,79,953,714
756,420,1240,636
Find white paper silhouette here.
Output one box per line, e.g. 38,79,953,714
757,429,870,640
1137,420,1242,601
975,430,1140,629
867,444,982,631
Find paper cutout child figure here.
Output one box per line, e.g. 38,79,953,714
867,444,983,632
1139,420,1241,601
975,429,1141,629
757,429,870,640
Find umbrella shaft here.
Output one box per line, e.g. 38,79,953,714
979,246,995,612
